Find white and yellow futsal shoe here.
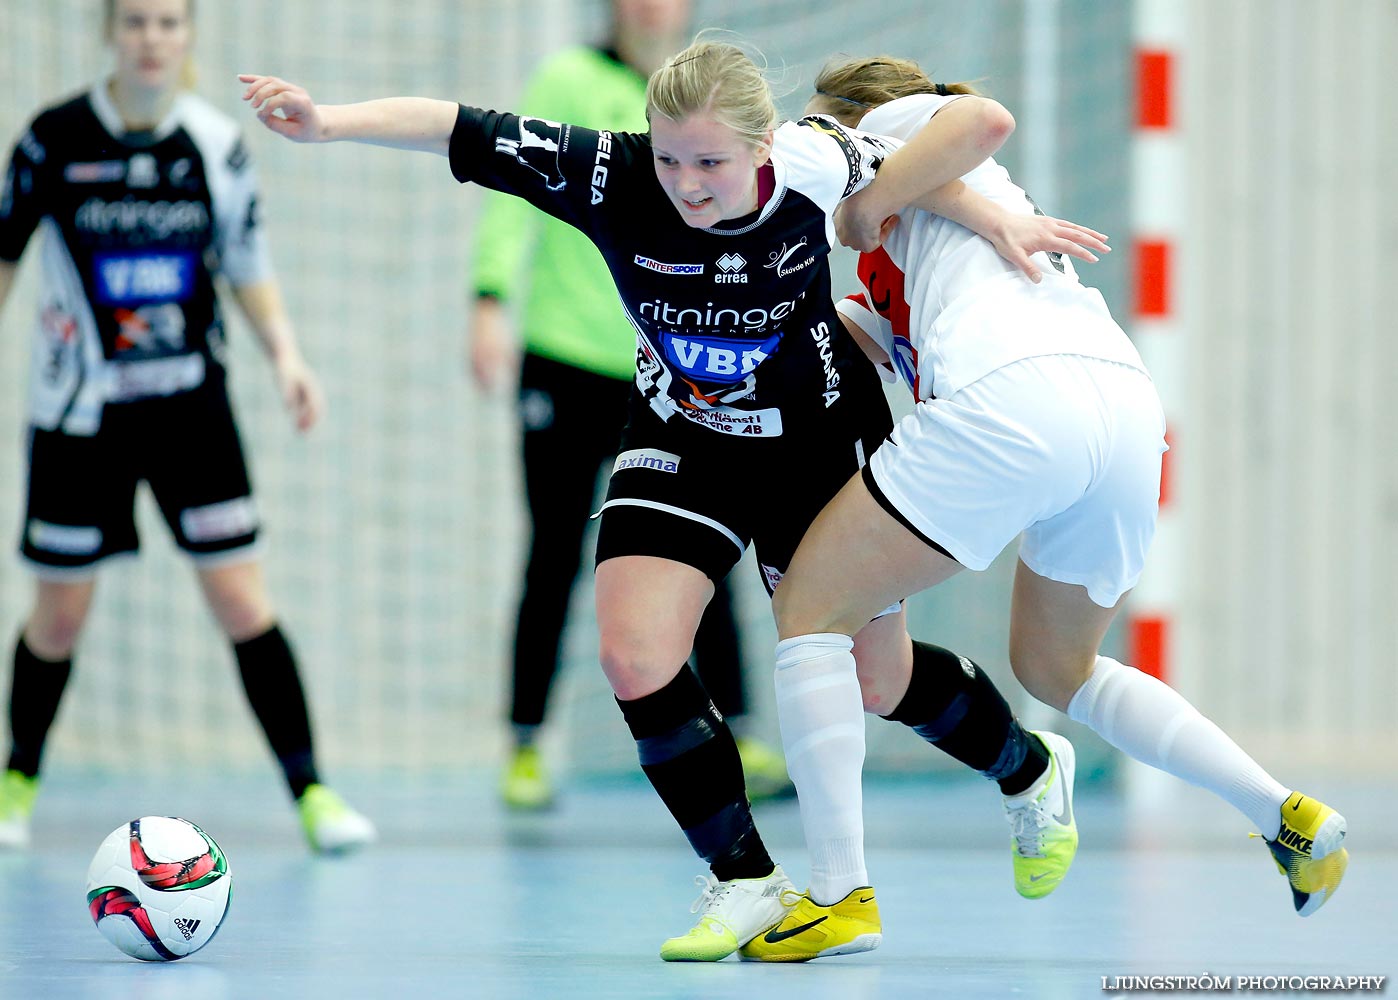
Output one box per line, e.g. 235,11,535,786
500,745,553,810
659,865,795,962
1003,731,1079,898
739,886,882,962
0,770,39,849
297,784,377,854
1258,791,1348,916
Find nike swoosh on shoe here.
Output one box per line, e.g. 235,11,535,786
1053,795,1073,826
764,916,828,943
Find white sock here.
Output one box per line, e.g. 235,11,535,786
774,633,868,905
1067,656,1289,837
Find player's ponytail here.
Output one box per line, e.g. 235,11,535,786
809,56,980,127
646,33,778,154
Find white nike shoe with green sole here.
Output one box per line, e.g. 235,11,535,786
1004,730,1078,899
659,865,795,962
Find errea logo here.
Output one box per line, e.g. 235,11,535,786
715,253,747,284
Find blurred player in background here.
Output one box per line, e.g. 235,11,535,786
0,0,374,854
238,32,1103,959
468,0,791,811
742,55,1350,958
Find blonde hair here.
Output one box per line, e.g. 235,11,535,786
645,34,778,151
810,55,979,127
104,0,198,90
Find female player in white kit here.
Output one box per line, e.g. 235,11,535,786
742,56,1350,959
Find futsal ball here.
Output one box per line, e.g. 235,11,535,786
85,816,232,961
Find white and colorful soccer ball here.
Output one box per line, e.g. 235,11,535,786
85,816,232,961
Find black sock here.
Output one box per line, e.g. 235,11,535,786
233,624,319,799
7,636,74,777
617,668,773,882
884,641,1049,796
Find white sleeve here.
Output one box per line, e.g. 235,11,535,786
782,116,901,210
177,97,273,287
210,134,273,287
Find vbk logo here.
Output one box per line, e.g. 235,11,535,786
658,330,782,383
715,253,747,284
93,251,196,305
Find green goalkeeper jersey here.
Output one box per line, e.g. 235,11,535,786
471,46,646,380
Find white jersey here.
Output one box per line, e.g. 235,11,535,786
834,94,1145,402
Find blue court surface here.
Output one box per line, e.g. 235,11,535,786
1,770,1390,1000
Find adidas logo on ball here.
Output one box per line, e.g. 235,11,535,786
173,917,202,940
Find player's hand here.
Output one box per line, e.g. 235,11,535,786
273,352,325,432
987,213,1110,283
467,298,518,392
238,75,328,143
833,190,894,252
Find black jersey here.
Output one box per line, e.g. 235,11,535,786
0,85,270,435
449,107,893,438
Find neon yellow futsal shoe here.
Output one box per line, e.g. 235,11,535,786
1003,731,1078,898
500,745,553,810
736,737,795,802
1259,791,1348,916
0,770,39,849
298,784,377,854
739,886,882,962
659,866,795,962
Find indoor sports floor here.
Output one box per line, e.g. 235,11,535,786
1,769,1391,999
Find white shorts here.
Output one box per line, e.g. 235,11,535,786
866,354,1167,608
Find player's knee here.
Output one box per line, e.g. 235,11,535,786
207,592,274,641
27,582,95,654
1008,646,1088,712
770,576,835,637
25,608,87,657
853,649,911,716
855,676,894,715
598,634,672,702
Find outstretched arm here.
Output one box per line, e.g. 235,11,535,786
239,75,457,155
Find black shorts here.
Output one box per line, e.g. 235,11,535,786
20,382,259,574
595,369,893,594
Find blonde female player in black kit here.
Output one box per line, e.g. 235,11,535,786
468,0,792,812
239,35,1106,960
741,55,1350,959
0,0,374,853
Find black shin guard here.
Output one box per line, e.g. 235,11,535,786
7,637,73,777
617,668,772,882
884,641,1048,795
233,625,319,799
